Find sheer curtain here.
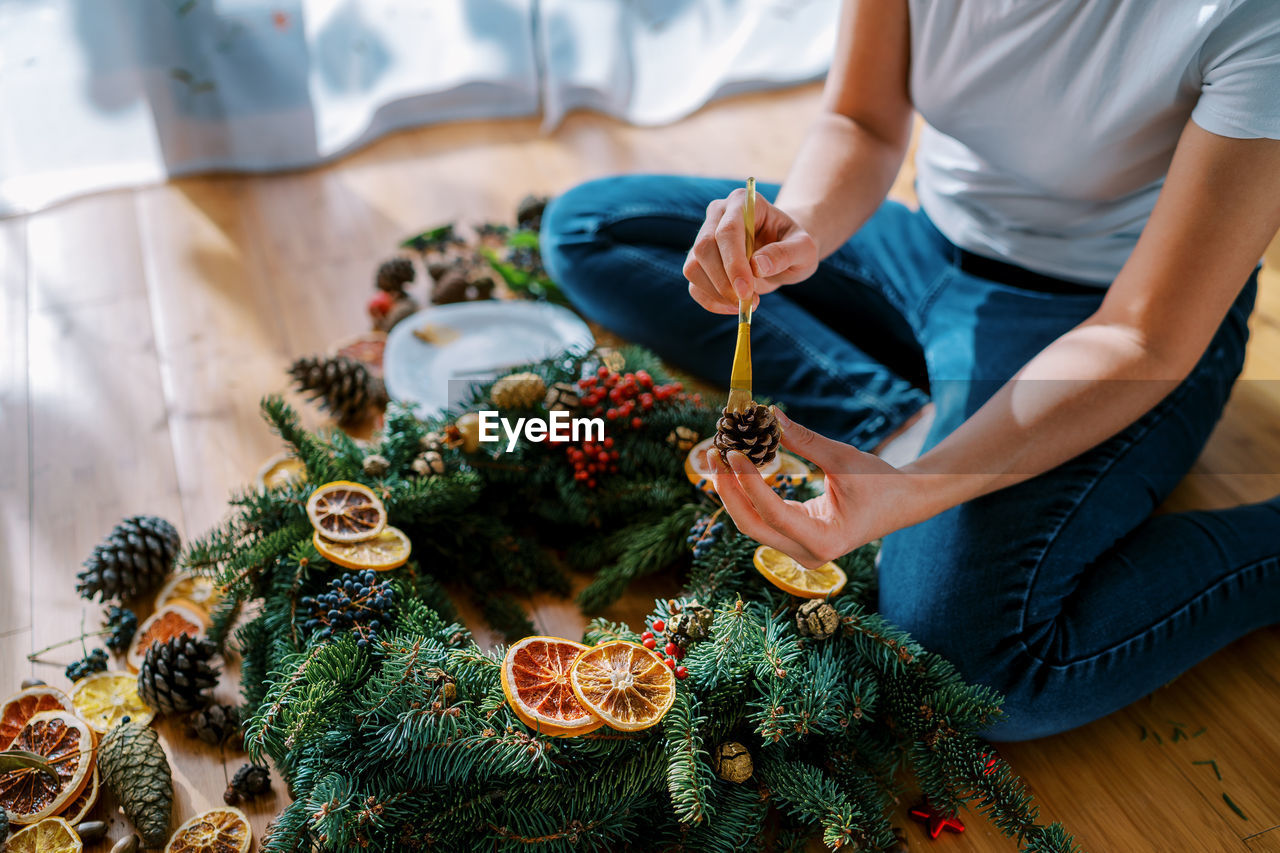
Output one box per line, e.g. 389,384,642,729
0,0,836,216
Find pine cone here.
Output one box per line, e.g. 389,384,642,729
137,636,220,715
224,763,271,805
288,355,387,424
431,265,495,305
77,516,180,602
544,381,580,412
375,257,415,293
185,703,241,747
99,720,173,848
491,372,547,409
713,403,781,466
796,600,839,640
516,194,550,231
669,602,712,647
362,454,391,478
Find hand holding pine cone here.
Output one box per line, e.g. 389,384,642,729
713,403,781,466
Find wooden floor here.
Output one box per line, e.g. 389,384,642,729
2,84,1278,852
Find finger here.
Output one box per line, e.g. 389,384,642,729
687,280,738,315
707,451,827,566
714,190,756,302
689,203,738,306
724,450,823,545
772,407,855,473
751,231,818,280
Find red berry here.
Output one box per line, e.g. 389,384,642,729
673,645,685,660
598,451,610,464
603,437,614,449
674,665,688,679
606,409,617,420
598,366,609,377
664,658,676,669
587,479,597,488
367,290,394,317
652,619,666,633
631,417,643,429
642,637,657,650
641,630,654,641
664,641,678,656
575,471,588,481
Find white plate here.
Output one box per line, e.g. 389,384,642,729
384,301,594,418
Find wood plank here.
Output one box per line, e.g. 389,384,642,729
0,218,32,691
1248,827,1280,851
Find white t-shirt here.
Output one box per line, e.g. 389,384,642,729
908,0,1280,285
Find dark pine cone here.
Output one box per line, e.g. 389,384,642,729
375,257,416,293
104,605,139,653
185,703,241,747
288,355,387,424
224,763,271,805
713,403,781,467
515,194,550,231
77,516,180,602
137,635,220,715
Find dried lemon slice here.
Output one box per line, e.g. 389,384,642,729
313,526,411,571
752,545,847,599
71,671,155,734
165,806,252,853
305,480,387,542
569,640,676,732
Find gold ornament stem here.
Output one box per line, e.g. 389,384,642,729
727,177,756,413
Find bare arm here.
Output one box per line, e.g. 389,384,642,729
683,0,911,313
710,123,1280,568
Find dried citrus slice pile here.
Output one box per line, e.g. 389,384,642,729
0,686,72,750
0,710,95,824
753,545,847,599
127,601,209,673
71,671,155,734
256,451,308,492
501,637,603,737
684,436,781,494
569,640,676,732
4,816,83,853
165,805,252,853
306,481,387,542
313,526,412,572
58,767,97,824
155,571,223,615
307,480,410,571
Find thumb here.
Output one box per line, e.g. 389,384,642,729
751,232,817,278
771,406,848,472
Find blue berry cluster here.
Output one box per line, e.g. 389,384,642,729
66,647,108,682
770,476,800,501
301,569,395,650
687,514,726,559
104,604,138,653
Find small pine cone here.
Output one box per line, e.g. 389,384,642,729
712,741,753,783
669,602,712,647
375,257,416,293
137,636,220,715
288,355,387,424
544,381,580,412
419,431,445,452
795,600,839,640
713,403,781,466
491,372,547,409
77,516,180,602
515,194,550,231
225,763,271,805
431,263,495,305
185,703,241,746
412,450,444,477
666,425,699,451
362,453,391,478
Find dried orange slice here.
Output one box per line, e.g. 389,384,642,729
684,436,781,494
4,816,83,853
0,686,72,750
305,480,387,542
500,637,604,737
70,671,155,734
58,767,97,824
256,451,308,492
155,571,223,616
0,710,95,825
569,640,676,732
313,526,411,572
126,601,208,673
753,545,847,599
164,805,252,853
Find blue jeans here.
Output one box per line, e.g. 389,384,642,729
541,174,1280,740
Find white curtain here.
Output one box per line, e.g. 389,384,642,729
0,0,836,217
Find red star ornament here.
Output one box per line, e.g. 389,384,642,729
908,802,966,839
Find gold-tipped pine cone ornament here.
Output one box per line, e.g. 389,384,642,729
796,600,840,640
713,403,781,467
713,741,753,783
412,450,445,477
491,372,547,409
669,602,713,647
